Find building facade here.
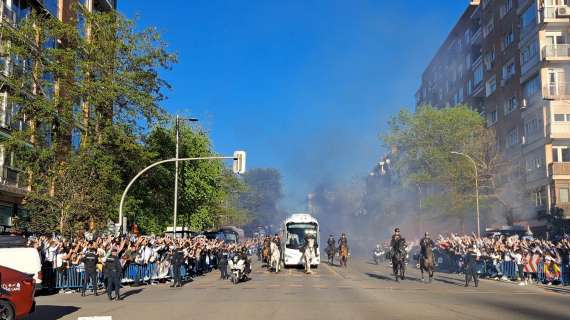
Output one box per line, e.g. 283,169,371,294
0,0,116,231
416,0,570,231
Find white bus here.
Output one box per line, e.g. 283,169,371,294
282,213,320,267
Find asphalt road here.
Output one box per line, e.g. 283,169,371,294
27,259,570,320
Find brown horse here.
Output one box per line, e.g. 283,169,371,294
262,238,271,266
419,248,434,283
339,243,349,268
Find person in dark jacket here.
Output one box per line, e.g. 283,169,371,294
105,248,122,300
171,246,184,287
218,248,229,280
81,244,99,297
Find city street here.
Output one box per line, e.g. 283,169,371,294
26,259,570,320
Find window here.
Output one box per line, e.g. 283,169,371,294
467,80,473,95
464,29,471,45
484,19,495,38
500,0,514,18
71,128,81,151
504,96,518,114
458,88,464,103
520,38,539,68
474,65,484,85
486,75,497,96
0,205,12,227
484,48,496,70
44,0,58,17
506,127,519,147
553,146,570,162
520,3,538,33
487,110,498,126
502,30,514,50
554,114,566,121
502,58,516,80
523,75,540,99
466,53,472,69
560,188,569,203
524,118,540,136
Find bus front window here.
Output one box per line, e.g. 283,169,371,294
286,223,317,250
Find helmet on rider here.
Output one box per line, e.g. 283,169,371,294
425,232,430,237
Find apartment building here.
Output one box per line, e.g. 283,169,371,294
416,0,570,231
0,0,116,231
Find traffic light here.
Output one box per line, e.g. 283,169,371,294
233,151,246,174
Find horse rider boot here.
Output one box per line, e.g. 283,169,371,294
105,249,122,301
81,247,99,297
171,247,184,287
464,245,480,287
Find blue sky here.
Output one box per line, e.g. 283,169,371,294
119,1,467,211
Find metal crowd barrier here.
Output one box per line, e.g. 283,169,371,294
41,263,191,290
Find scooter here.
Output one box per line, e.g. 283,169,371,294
228,255,247,285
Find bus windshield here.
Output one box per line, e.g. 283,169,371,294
286,223,317,249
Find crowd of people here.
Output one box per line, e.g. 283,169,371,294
28,233,261,298
434,233,570,285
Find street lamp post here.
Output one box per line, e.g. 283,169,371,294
117,154,244,235
450,151,480,238
174,115,198,238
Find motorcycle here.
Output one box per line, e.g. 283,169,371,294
373,247,383,265
228,255,247,285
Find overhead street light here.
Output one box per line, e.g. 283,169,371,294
450,151,481,238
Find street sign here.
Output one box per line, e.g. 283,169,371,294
233,151,246,174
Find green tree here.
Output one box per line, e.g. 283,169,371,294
3,6,175,234
127,124,248,234
382,105,505,230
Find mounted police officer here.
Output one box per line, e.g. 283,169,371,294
81,243,99,297
464,244,480,287
105,247,122,300
420,232,435,260
327,234,335,250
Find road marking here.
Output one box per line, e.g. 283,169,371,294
78,317,112,320
288,284,303,288
267,284,281,288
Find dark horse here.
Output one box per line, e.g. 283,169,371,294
391,239,406,282
326,244,336,265
419,247,434,283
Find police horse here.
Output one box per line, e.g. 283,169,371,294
339,242,349,268
262,237,271,267
269,241,281,273
391,239,406,282
419,246,435,283
326,243,336,265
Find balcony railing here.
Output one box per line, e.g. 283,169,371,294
541,5,569,21
543,44,570,58
544,82,570,99
471,27,482,44
0,166,27,192
549,162,570,176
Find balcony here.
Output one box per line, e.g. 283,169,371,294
549,162,570,176
0,3,15,25
543,82,570,99
471,28,482,45
541,5,570,22
0,166,27,195
543,44,570,60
